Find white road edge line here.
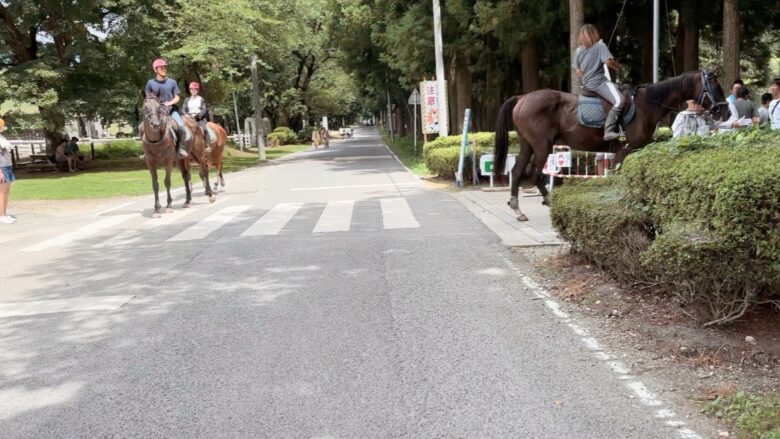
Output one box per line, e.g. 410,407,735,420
496,253,703,439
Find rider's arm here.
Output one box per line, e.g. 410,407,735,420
166,95,180,107
605,58,620,70
198,99,208,120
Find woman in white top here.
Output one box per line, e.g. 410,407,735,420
182,82,210,146
0,118,16,224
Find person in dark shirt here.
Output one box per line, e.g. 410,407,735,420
144,58,191,158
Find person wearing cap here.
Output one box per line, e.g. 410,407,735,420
0,118,16,224
144,58,191,158
182,82,212,151
671,99,711,138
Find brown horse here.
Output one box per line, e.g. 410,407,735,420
179,116,222,205
196,120,227,193
493,70,729,220
140,96,177,218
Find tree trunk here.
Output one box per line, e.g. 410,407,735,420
641,12,654,83
569,0,584,94
481,35,500,131
722,0,739,86
521,42,540,93
447,55,459,134
454,52,473,132
682,18,699,72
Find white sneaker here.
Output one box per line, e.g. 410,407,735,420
0,215,15,224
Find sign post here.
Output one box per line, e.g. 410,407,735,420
408,89,420,154
455,108,471,187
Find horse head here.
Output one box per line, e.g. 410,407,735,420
142,96,169,140
696,70,731,122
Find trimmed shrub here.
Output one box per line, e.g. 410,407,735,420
423,132,519,178
267,126,298,146
94,140,142,160
551,129,780,325
550,178,652,284
297,126,314,143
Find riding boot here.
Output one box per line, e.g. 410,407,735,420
603,108,622,142
176,127,189,159
201,121,212,154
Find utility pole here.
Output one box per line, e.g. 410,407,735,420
251,54,266,160
232,91,243,151
652,0,659,83
432,0,448,137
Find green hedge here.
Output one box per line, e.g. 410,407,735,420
267,126,298,146
423,132,519,178
551,129,780,326
94,140,142,160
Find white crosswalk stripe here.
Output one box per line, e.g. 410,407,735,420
22,214,137,252
241,203,303,236
380,198,420,229
167,205,251,242
313,200,354,233
21,197,422,251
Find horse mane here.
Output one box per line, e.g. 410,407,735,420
642,71,697,103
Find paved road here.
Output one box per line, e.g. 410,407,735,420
0,128,706,438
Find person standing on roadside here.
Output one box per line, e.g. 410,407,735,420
768,78,780,130
0,118,16,224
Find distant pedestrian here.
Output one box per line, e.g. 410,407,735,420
0,118,16,224
768,78,780,130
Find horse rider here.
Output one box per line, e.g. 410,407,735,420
144,58,191,158
573,24,624,142
183,81,212,153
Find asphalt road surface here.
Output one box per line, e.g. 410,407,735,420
0,128,706,438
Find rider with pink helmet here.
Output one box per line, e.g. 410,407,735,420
144,58,191,158
182,81,212,148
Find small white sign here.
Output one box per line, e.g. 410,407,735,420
408,89,420,105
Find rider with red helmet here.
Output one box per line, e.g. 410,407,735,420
144,58,191,158
182,82,212,149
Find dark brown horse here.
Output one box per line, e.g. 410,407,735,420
140,96,176,218
493,70,729,220
193,120,228,193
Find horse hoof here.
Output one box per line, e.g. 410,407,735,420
516,213,529,222
165,207,173,213
542,197,550,206
209,196,216,203
182,203,190,209
152,212,161,219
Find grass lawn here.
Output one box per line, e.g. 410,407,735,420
382,134,429,175
11,144,309,200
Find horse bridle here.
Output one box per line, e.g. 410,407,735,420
143,99,171,145
696,70,728,116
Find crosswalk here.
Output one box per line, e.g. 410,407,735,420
20,197,421,252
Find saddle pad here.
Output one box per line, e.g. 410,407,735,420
206,126,217,143
577,95,636,129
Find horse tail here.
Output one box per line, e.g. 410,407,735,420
494,95,519,178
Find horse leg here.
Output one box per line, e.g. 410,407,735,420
199,160,215,203
533,152,551,206
181,162,192,208
164,162,173,213
149,165,162,218
508,138,533,221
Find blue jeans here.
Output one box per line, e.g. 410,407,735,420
169,110,191,143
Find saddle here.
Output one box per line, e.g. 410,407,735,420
577,86,637,129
